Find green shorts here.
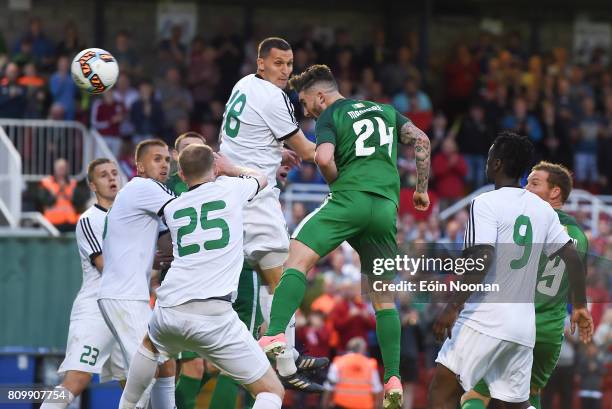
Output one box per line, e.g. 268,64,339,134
177,263,263,361
293,190,398,280
471,340,562,397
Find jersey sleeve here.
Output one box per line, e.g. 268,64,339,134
261,90,299,141
315,107,337,146
77,216,103,264
464,197,497,249
235,175,260,203
395,109,411,132
543,209,572,258
567,224,589,264
138,179,176,216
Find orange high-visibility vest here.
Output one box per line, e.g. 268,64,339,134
40,176,79,225
333,353,377,409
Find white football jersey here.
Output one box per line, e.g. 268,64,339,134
457,187,571,347
156,176,259,307
219,74,299,187
72,204,107,319
98,177,174,301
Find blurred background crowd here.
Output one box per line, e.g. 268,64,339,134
2,7,612,409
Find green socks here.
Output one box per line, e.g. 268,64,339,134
375,308,401,383
265,268,307,336
175,374,201,409
209,374,239,409
529,393,541,409
461,398,486,409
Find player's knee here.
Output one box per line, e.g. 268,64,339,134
257,251,288,271
181,358,205,378
157,359,176,377
461,390,489,407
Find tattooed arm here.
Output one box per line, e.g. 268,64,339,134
399,121,431,210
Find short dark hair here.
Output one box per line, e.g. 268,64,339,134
87,158,113,183
532,161,573,203
135,139,168,162
490,131,534,179
289,64,338,93
179,144,214,180
257,37,291,58
174,131,207,151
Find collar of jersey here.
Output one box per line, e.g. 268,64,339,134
94,203,108,212
188,183,204,191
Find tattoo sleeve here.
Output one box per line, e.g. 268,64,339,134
400,122,431,193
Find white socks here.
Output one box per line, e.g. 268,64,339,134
40,386,74,409
150,376,175,409
252,392,282,409
119,345,158,409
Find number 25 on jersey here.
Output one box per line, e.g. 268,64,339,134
174,201,230,256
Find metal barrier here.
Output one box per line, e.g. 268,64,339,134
280,183,329,224
0,126,22,227
0,119,91,181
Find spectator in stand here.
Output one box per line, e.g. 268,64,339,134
310,277,338,317
112,30,142,78
188,37,220,123
294,25,324,63
12,17,55,71
49,56,77,119
381,46,420,95
212,21,243,97
288,162,325,184
158,24,186,70
91,91,125,157
574,96,603,189
362,27,391,71
131,78,165,142
0,62,27,118
0,30,6,57
56,22,83,58
118,139,137,179
539,100,573,170
444,43,479,120
577,343,606,409
456,100,494,189
393,76,433,131
19,62,47,118
296,310,332,361
597,96,612,193
323,337,382,409
112,73,139,137
38,158,81,232
333,48,359,82
501,96,543,142
12,38,36,68
431,137,468,209
556,77,578,120
288,201,306,233
47,102,65,120
367,80,391,104
157,66,193,138
328,281,375,353
354,67,377,100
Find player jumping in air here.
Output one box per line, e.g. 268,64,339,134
258,64,432,409
219,37,328,391
119,144,285,409
461,161,589,409
41,159,122,409
428,133,593,409
97,139,177,409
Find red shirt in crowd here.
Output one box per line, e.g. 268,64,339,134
329,298,376,352
432,152,468,199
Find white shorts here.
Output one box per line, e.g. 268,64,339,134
58,318,125,383
97,299,152,377
435,323,532,403
243,186,289,267
148,301,270,385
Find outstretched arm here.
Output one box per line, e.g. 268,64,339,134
399,122,431,210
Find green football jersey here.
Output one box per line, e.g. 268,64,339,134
315,98,410,206
535,209,588,343
166,172,188,196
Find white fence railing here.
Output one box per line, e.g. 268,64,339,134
0,126,22,227
0,119,92,182
280,183,329,224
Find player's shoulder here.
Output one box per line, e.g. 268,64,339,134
78,203,107,224
131,176,174,196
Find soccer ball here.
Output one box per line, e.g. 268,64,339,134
71,48,119,94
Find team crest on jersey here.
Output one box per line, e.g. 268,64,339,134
352,103,365,108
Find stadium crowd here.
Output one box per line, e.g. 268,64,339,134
2,16,612,409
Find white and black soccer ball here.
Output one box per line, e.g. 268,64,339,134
71,48,119,94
